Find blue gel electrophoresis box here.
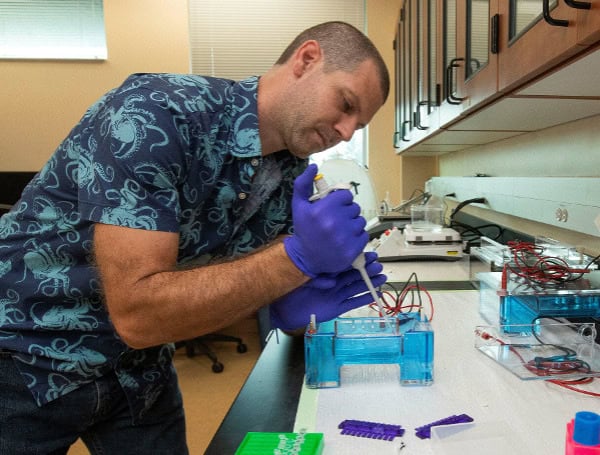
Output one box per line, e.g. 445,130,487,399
304,314,434,388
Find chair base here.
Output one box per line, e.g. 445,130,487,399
176,334,247,373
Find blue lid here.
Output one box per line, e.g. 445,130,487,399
573,411,600,446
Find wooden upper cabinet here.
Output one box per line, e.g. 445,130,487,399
393,0,600,155
498,0,584,92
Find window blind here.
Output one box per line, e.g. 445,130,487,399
0,0,107,60
188,0,365,80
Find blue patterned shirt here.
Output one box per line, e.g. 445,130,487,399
0,74,306,421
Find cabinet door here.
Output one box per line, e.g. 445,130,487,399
439,0,464,126
439,0,499,126
574,0,600,46
408,0,420,142
393,12,403,148
498,0,581,92
412,0,440,135
426,0,441,130
394,2,413,150
457,0,500,110
406,0,432,145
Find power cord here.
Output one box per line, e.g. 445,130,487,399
445,197,505,249
450,197,487,220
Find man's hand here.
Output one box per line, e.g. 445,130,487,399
270,252,386,331
284,164,368,277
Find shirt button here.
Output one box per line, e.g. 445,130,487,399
238,192,247,200
251,158,259,167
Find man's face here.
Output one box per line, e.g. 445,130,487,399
282,59,384,159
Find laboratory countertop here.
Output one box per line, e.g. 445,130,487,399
205,261,600,455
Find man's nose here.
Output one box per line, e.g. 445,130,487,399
336,116,359,142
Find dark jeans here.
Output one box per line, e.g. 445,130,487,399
0,353,188,455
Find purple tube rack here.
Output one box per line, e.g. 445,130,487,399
338,419,405,441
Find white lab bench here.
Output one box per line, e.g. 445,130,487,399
381,257,472,284
293,260,600,455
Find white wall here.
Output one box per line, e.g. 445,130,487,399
439,114,600,177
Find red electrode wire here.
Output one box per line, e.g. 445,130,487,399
373,282,434,322
505,240,591,285
475,329,600,397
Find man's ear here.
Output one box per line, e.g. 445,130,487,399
291,40,323,77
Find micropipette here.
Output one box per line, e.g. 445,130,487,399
311,174,390,324
351,253,389,322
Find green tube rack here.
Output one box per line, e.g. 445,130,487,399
235,431,324,455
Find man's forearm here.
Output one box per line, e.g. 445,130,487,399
142,242,309,344
96,229,308,348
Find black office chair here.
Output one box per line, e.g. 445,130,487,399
0,171,37,216
176,333,247,373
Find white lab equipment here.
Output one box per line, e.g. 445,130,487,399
316,159,379,221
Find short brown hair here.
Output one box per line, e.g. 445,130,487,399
276,21,389,103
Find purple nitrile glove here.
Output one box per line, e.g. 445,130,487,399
309,251,381,289
270,252,387,331
284,164,369,277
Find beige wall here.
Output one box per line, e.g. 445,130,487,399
366,1,438,206
0,0,190,171
365,0,404,205
401,156,438,197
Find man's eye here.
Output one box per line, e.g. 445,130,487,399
343,99,352,112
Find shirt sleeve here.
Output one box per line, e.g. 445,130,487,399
77,86,187,233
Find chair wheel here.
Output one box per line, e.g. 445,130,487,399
212,362,224,373
185,344,195,358
237,343,247,354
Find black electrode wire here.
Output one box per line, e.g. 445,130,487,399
375,273,435,321
527,316,593,375
399,272,424,317
381,281,400,300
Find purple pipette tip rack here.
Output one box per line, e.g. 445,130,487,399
338,419,405,441
415,413,474,439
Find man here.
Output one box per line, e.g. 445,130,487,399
0,21,389,454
